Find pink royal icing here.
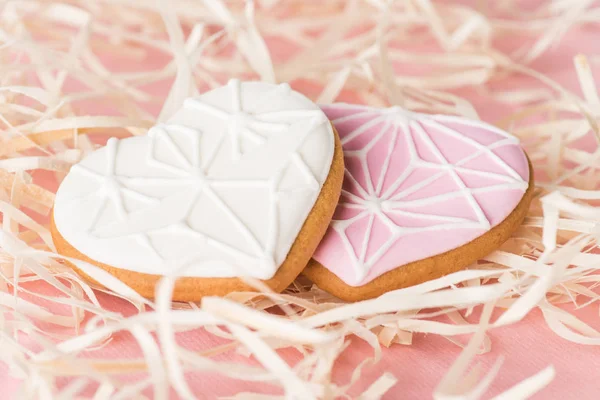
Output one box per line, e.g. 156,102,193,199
313,104,530,286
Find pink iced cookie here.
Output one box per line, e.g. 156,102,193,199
304,104,534,301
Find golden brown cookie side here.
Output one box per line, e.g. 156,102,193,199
302,158,536,302
51,125,344,302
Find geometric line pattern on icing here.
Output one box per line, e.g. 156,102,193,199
313,104,529,286
184,79,323,161
69,138,162,257
110,123,275,268
53,80,333,279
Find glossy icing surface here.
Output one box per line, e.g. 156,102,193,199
53,80,334,279
313,104,529,286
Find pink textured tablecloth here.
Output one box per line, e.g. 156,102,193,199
3,8,600,400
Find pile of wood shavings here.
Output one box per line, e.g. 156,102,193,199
0,0,599,398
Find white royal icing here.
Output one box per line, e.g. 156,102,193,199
53,80,334,279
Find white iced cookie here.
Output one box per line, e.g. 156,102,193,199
51,80,344,301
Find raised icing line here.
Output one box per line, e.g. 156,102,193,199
69,138,162,258
53,81,334,278
313,104,530,286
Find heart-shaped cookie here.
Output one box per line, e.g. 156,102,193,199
304,104,533,301
51,80,344,301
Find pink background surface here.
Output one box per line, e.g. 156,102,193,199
3,4,600,399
